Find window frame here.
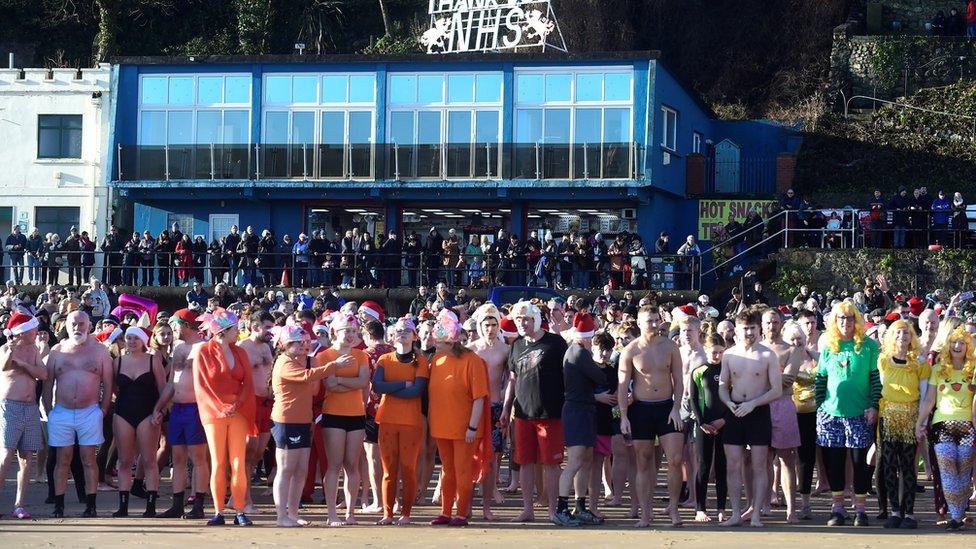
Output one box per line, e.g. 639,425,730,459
661,105,678,152
37,114,83,159
692,131,703,154
137,74,253,147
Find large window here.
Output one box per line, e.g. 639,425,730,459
35,206,80,239
138,74,252,179
262,73,376,179
387,72,502,179
38,115,82,159
514,69,633,179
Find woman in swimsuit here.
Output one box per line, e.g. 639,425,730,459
112,326,167,517
787,321,819,520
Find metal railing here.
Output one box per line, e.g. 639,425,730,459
703,157,778,195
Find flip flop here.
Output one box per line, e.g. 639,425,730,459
13,507,31,520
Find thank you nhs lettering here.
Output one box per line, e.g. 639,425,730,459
422,0,558,54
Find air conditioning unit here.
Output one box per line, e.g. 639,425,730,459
621,208,637,220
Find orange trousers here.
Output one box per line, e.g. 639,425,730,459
203,415,250,513
435,437,477,518
379,423,423,517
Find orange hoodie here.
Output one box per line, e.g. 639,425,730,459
193,338,257,436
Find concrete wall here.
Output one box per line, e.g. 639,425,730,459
0,65,112,239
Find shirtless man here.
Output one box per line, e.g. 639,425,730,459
677,316,707,510
468,304,510,519
759,309,795,519
153,309,209,519
718,310,782,527
0,313,48,519
42,311,113,517
239,311,275,514
795,310,820,356
918,309,939,356
618,305,684,527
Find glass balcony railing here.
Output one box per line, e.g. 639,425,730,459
115,142,644,182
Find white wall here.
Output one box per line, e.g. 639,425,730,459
0,65,112,240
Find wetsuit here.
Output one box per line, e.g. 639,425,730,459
690,362,728,513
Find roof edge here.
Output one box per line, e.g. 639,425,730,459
111,50,661,65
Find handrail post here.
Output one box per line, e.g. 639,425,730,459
164,144,170,180
210,143,215,180
393,142,400,180
583,142,589,180
535,141,541,180
486,142,491,180
117,143,123,180
347,142,354,179
783,210,789,248
302,143,308,180
254,143,261,180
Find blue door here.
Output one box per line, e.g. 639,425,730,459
714,139,740,193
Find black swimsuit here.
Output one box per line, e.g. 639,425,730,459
116,355,160,428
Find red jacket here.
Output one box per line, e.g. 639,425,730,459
969,0,976,24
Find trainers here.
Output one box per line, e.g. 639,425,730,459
946,519,961,531
853,512,869,527
206,514,225,526
552,509,581,527
883,515,902,529
574,509,604,525
183,508,205,520
798,503,812,520
900,516,918,529
430,514,451,526
234,513,253,526
826,512,845,527
12,507,30,520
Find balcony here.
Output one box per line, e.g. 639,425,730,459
115,142,645,182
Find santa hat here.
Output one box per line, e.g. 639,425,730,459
331,313,360,332
394,315,417,334
358,300,385,323
94,325,123,345
125,326,151,347
272,324,307,347
312,322,330,335
499,317,518,339
778,305,792,320
169,308,201,329
907,296,924,317
865,322,879,337
572,312,596,339
4,312,39,338
671,305,694,324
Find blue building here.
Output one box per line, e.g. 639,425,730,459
108,51,796,253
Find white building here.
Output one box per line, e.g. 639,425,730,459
0,63,112,244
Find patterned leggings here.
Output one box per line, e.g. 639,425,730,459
932,421,976,521
881,439,917,515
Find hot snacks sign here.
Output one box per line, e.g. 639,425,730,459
698,199,777,240
422,0,565,54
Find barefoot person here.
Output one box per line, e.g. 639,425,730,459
816,301,880,528
153,309,209,519
111,327,166,518
468,303,510,520
677,314,706,511
427,310,490,527
43,311,113,518
0,312,48,520
763,309,801,523
690,331,729,523
878,319,926,529
316,313,369,527
238,311,275,514
500,301,569,523
373,317,429,525
193,308,257,527
588,332,617,519
270,325,350,527
618,305,685,528
718,310,782,528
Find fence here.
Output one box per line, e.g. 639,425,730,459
703,157,777,195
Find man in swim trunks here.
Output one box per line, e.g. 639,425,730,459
618,305,685,528
468,303,509,519
718,310,782,528
42,311,114,517
677,315,707,510
0,312,48,519
154,309,209,518
239,311,275,514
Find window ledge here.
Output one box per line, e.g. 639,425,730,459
34,158,87,165
660,146,681,158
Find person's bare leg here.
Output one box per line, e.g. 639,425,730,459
54,446,74,499
682,439,697,509
749,446,769,527
273,449,296,526
0,447,16,503
482,462,499,520
723,445,744,526
15,451,32,508
342,430,364,524
544,463,560,520
363,442,382,513
660,433,685,526
289,448,311,525
588,453,605,517
780,449,798,523
609,435,628,505
633,440,656,527
189,443,210,502
323,428,346,526
512,463,536,522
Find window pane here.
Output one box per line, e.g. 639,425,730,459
196,110,222,143
418,75,443,104
265,76,292,105
264,112,289,143
64,115,83,129
447,111,471,143
321,112,344,145
417,111,441,177
604,108,631,178
291,112,314,144
447,74,474,103
474,111,499,177
198,77,223,103
348,111,372,177
63,128,82,157
545,74,571,102
322,75,347,102
349,75,375,103
293,75,318,103
544,109,570,143
320,111,345,178
348,111,372,143
516,74,543,103
475,74,502,102
515,109,542,142
38,128,61,158
417,111,441,144
389,75,416,104
168,77,194,105
140,111,167,145
167,111,193,144
574,109,601,145
604,108,630,142
447,111,471,177
390,111,414,145
575,73,602,102
141,77,167,104
223,111,249,144
475,111,499,142
574,108,601,178
224,76,251,103
605,73,632,101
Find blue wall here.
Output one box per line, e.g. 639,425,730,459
650,61,715,196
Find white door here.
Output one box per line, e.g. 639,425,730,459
208,214,239,244
714,139,741,193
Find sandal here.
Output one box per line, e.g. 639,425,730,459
13,506,31,519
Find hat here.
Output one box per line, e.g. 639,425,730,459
198,308,239,335
499,317,518,339
331,313,360,332
907,296,924,317
312,322,330,335
432,309,461,343
94,325,123,345
698,294,710,304
124,326,150,347
394,316,417,334
273,324,306,347
510,301,542,329
169,308,201,329
358,300,385,323
572,312,596,339
884,312,902,325
4,312,39,338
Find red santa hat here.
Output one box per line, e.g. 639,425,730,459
907,296,924,317
4,312,39,338
125,326,151,347
499,316,518,339
778,305,792,319
358,300,385,323
572,312,596,339
94,325,123,345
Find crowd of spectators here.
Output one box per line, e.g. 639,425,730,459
928,0,976,36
